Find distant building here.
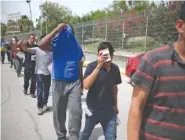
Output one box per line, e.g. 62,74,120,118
7,12,21,21
6,12,21,34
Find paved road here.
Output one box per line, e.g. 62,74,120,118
1,62,132,140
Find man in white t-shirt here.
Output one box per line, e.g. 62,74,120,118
20,37,53,115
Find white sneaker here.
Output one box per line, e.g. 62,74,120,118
38,108,44,115
43,104,49,112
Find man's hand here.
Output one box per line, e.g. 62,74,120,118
16,40,23,47
16,48,20,51
97,52,108,68
55,23,67,33
113,105,119,114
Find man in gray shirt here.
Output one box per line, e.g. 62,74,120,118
20,38,53,115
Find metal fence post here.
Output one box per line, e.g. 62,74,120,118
92,22,95,47
144,16,149,52
121,19,125,50
105,19,108,41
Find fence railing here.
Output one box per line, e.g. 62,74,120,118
4,30,42,41
73,7,179,53
4,6,180,54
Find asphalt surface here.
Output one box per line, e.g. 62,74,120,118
1,58,132,140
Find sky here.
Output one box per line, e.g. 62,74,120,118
1,0,114,25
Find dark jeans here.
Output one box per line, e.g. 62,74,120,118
10,56,13,67
24,67,36,94
7,51,11,62
80,109,117,140
14,57,23,75
1,51,5,63
36,74,51,108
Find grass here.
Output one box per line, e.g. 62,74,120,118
82,37,164,53
82,42,100,53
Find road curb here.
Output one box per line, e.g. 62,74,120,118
83,61,125,75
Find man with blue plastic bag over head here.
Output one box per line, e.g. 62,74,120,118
38,23,84,140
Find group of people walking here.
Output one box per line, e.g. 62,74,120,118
1,2,185,140
1,34,52,115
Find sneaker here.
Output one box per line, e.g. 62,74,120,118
38,108,44,115
17,73,21,77
31,94,36,98
43,104,49,112
23,89,28,95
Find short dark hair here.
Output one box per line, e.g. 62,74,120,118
29,34,35,38
179,2,185,21
98,42,115,56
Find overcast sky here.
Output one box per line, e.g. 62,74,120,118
1,0,114,25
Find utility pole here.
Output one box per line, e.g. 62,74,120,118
45,0,48,34
26,0,33,31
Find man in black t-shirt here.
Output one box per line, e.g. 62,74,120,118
22,34,37,98
80,42,122,140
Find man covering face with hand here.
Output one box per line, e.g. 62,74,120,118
80,42,122,140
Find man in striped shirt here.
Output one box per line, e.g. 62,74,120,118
127,2,185,140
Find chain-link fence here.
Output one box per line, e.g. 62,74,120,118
4,30,42,41
73,7,180,54
3,2,181,55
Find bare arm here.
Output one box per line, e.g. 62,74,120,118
127,86,148,140
83,53,106,89
20,42,32,53
14,40,23,53
38,29,57,51
83,66,101,90
38,23,66,51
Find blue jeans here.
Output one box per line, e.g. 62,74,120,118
80,109,117,140
36,74,51,108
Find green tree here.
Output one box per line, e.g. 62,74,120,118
18,15,33,32
38,1,73,33
147,0,180,45
70,16,81,24
6,20,17,33
112,0,127,14
1,22,7,36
